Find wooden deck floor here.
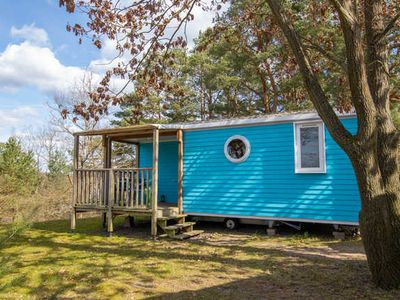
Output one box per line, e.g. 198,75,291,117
74,202,178,217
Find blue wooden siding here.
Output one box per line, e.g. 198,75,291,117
182,118,360,223
139,141,178,203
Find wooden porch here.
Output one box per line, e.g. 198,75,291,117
70,125,199,238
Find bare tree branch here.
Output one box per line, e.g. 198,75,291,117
378,12,400,41
302,38,348,72
327,0,377,142
329,0,357,27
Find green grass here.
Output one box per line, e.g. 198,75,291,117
0,218,399,299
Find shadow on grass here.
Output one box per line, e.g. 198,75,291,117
0,218,397,299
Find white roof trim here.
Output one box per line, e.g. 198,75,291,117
76,111,357,136
158,112,356,131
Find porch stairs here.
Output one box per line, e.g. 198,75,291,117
157,206,203,240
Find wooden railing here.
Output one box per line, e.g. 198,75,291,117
75,169,108,207
73,168,152,210
112,168,152,209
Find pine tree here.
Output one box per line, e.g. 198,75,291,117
0,137,39,195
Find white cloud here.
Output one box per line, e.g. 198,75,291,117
0,8,220,101
0,106,41,142
0,106,38,126
1,25,129,96
0,24,129,142
10,24,50,46
0,41,91,94
185,5,216,47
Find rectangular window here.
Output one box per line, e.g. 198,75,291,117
294,122,326,173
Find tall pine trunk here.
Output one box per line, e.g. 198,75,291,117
350,143,400,289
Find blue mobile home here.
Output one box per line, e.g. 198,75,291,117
72,112,360,236
139,112,360,227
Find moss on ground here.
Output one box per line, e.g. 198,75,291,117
0,217,399,299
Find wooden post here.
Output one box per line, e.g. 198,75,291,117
107,168,114,236
71,135,79,231
107,138,112,167
102,135,109,168
71,210,76,231
151,127,159,237
177,129,183,214
134,142,140,168
102,135,108,223
102,212,107,229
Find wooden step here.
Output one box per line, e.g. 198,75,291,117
171,230,204,240
157,215,187,230
163,222,196,232
162,222,196,237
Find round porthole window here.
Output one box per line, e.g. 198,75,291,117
224,135,251,163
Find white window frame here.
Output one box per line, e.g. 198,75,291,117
294,121,326,173
224,135,251,163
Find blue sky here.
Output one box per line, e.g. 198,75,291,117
0,0,214,141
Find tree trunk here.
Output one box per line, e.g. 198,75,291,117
360,0,400,288
255,30,271,113
265,63,279,113
207,89,214,120
257,70,270,113
265,0,400,289
352,147,400,289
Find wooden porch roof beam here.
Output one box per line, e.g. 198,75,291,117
74,124,159,137
110,130,178,141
